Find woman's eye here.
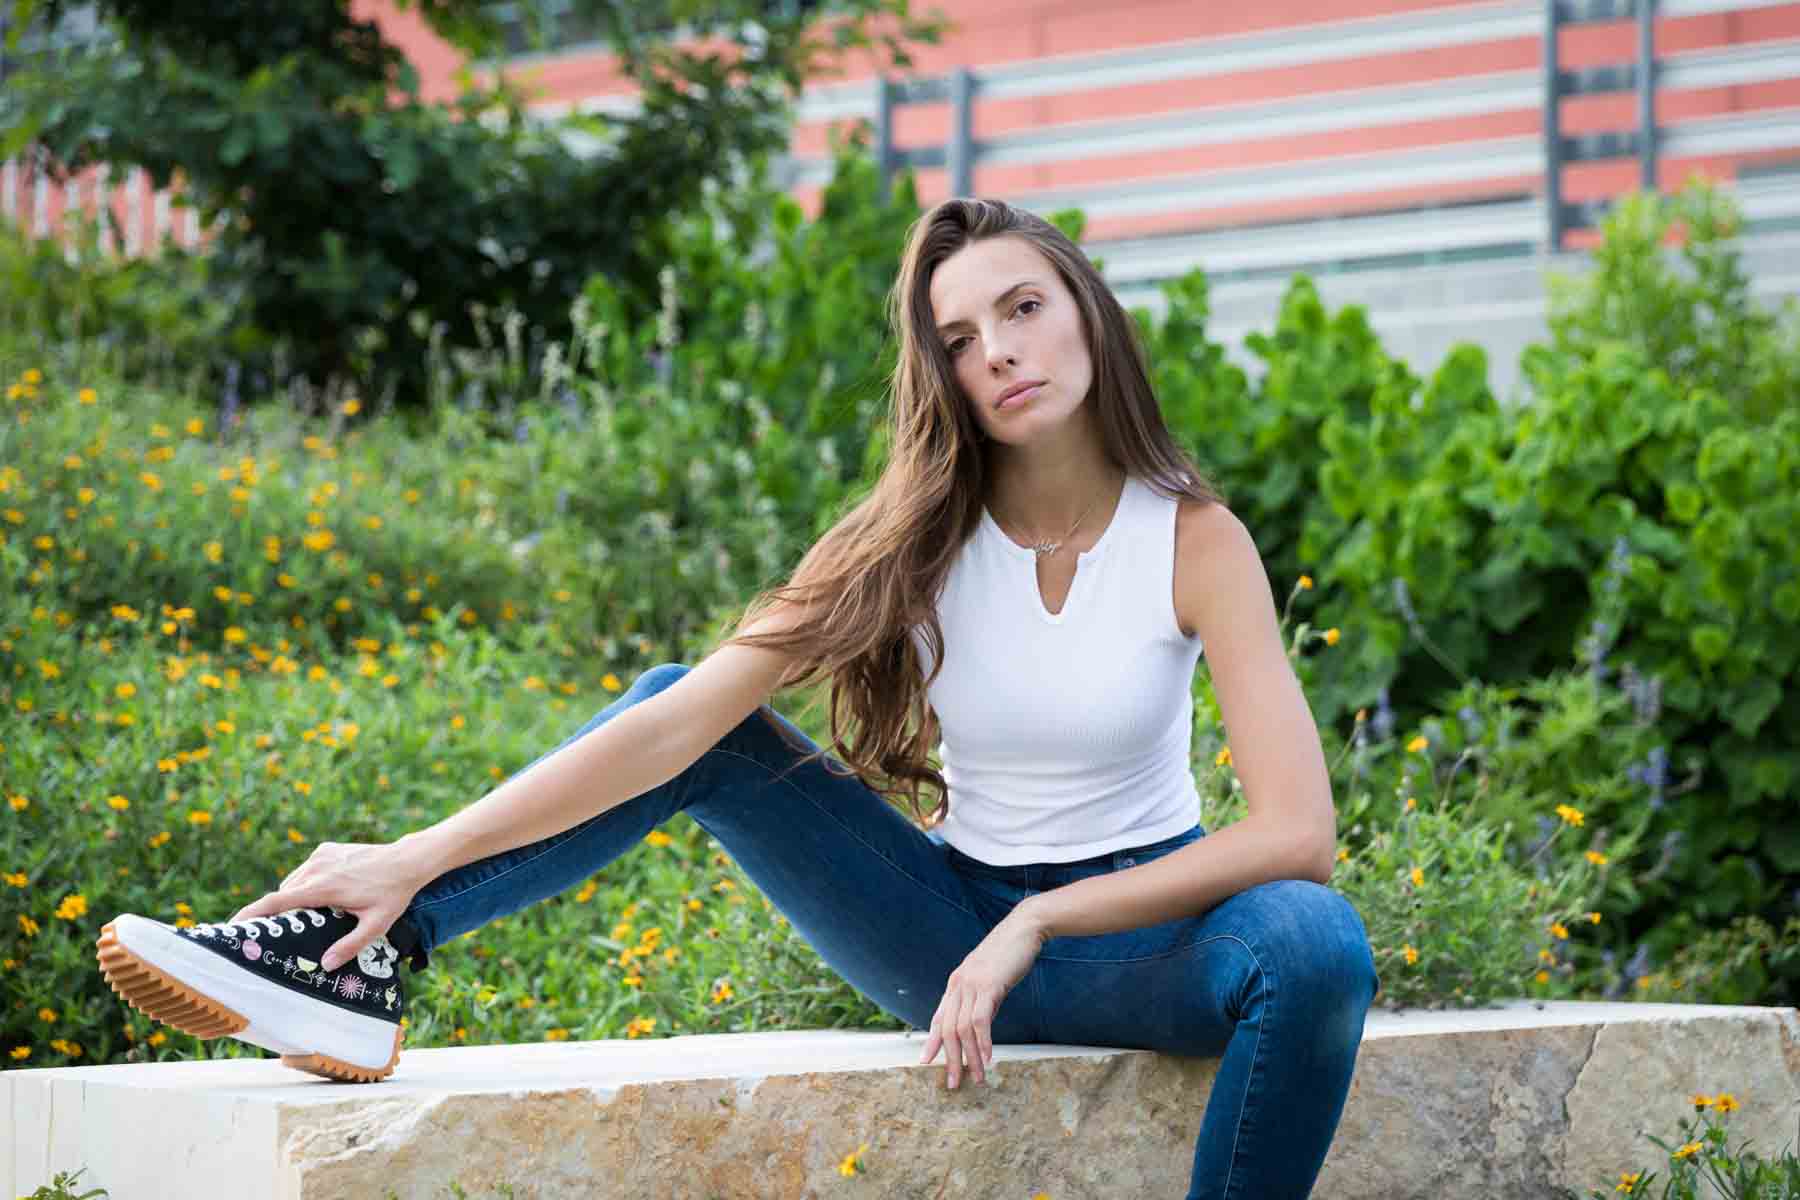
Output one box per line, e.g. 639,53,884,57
943,299,1039,357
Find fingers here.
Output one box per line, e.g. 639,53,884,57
226,890,292,927
321,914,381,973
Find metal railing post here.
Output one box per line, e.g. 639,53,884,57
1544,0,1565,255
1639,0,1658,193
874,74,895,197
949,67,974,199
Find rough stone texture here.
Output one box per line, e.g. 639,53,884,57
7,1002,1798,1199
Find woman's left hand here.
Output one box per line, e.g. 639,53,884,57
919,907,1049,1090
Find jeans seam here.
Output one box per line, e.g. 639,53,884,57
697,745,981,920
1222,935,1269,1200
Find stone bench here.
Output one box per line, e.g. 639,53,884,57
7,1000,1798,1199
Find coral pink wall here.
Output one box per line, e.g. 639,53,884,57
6,1,1796,257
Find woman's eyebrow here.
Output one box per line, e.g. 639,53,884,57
935,279,1041,336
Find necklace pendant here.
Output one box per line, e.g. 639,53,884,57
1031,540,1060,556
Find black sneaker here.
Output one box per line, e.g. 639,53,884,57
96,905,409,1082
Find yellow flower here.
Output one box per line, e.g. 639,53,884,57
147,1031,166,1046
712,982,734,1004
18,914,40,937
1585,850,1609,866
645,830,673,848
625,1016,656,1038
545,1028,570,1041
1712,1093,1739,1113
686,898,703,912
1615,1170,1642,1193
79,387,98,404
837,1142,871,1178
518,997,536,1009
1214,746,1232,767
622,973,643,987
1671,1141,1703,1160
1297,575,1313,590
54,894,87,920
1588,911,1602,924
1556,804,1585,827
8,795,27,811
1402,944,1418,965
1535,970,1550,984
10,1046,28,1059
1406,735,1429,753
1322,627,1340,646
107,795,130,811
187,810,213,827
1409,866,1424,887
1550,922,1569,940
37,1007,56,1022
148,831,172,848
2,872,25,887
602,673,622,692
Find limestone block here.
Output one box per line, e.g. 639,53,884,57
6,1001,1796,1199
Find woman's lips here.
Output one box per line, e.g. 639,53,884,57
996,382,1043,410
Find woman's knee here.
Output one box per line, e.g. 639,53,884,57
1258,880,1380,1004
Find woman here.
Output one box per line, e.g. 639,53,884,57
97,198,1379,1199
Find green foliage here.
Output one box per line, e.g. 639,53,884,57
0,277,1734,1087
0,210,251,380
0,0,945,407
1173,179,1800,999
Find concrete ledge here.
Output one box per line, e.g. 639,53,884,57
8,1001,1798,1199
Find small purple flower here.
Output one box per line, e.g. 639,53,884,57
1391,578,1418,625
1372,687,1396,742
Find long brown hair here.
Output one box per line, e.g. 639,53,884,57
722,197,1224,830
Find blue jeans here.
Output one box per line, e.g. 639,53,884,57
401,664,1381,1200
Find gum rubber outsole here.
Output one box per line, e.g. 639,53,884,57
95,920,403,1083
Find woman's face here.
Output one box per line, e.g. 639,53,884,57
927,235,1094,446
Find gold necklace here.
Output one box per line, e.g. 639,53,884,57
993,478,1115,557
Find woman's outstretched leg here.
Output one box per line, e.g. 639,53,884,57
397,663,1030,1037
99,662,1032,1081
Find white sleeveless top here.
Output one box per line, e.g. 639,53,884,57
908,474,1207,865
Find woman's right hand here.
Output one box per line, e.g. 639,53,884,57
225,840,427,973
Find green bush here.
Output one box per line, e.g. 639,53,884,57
0,340,1696,1076
1193,180,1800,999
